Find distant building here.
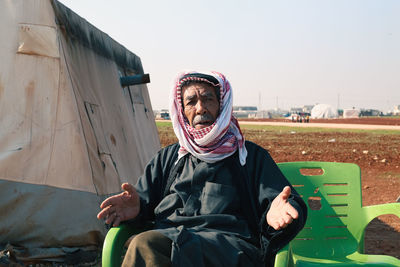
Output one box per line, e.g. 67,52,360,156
255,110,272,119
290,107,303,114
265,109,290,118
233,106,258,112
359,109,381,117
343,109,360,118
233,106,258,118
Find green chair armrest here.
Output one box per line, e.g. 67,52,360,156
102,223,153,267
274,244,291,267
357,202,400,253
362,203,400,225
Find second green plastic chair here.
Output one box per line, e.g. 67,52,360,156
274,161,400,267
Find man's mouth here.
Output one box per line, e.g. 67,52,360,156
192,114,214,129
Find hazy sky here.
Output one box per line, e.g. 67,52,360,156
59,0,399,112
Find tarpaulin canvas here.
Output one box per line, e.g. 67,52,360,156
0,0,160,263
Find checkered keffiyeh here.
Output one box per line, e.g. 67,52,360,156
169,70,247,165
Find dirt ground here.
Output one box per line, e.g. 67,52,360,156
158,117,400,259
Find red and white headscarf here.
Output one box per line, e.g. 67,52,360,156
170,70,247,165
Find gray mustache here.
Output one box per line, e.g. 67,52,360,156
192,114,214,126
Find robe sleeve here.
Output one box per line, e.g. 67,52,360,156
132,143,180,222
244,141,307,264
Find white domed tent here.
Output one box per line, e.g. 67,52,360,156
310,104,338,119
0,0,160,264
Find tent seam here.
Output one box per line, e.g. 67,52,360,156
57,26,100,197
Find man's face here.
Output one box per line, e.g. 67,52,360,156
182,82,220,129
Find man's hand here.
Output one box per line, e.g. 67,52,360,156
266,186,299,230
97,183,140,227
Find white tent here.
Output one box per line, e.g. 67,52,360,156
0,0,160,264
310,104,338,119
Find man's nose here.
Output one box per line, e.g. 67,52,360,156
195,100,207,114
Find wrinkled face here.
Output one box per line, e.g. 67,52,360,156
182,82,220,129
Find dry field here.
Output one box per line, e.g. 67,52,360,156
157,118,400,259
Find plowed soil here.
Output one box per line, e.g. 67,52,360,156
158,117,400,259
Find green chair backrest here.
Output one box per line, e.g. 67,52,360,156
277,161,364,258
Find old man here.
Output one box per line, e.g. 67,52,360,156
97,71,307,267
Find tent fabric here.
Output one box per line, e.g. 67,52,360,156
310,104,338,119
0,0,160,263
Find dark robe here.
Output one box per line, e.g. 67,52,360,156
133,141,307,266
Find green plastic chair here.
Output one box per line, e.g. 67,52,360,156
102,222,153,267
274,161,400,267
101,161,400,267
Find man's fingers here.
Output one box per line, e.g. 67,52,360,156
266,188,299,231
282,214,293,225
100,183,134,210
271,222,280,231
97,205,113,219
279,186,291,200
105,212,117,225
97,205,110,219
100,194,121,209
121,183,135,194
286,204,299,219
96,211,104,220
99,199,110,210
113,216,122,227
279,218,286,227
278,215,293,229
